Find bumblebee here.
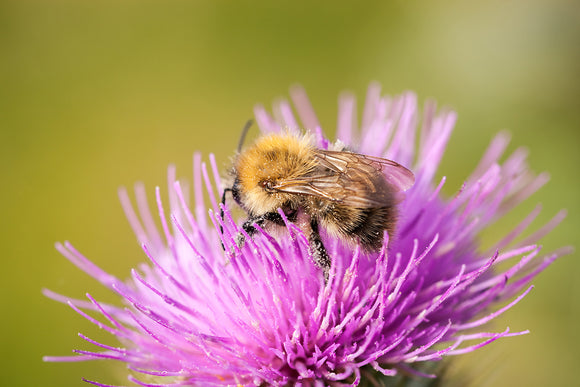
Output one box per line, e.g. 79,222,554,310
222,128,415,278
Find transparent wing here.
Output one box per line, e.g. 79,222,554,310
316,150,415,192
271,149,415,208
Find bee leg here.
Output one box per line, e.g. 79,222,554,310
236,212,282,249
219,188,233,251
308,218,331,281
236,215,263,249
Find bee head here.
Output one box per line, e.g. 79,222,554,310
233,132,315,214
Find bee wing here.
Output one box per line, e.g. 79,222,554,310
317,150,415,192
271,150,415,208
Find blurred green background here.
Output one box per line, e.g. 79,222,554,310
1,1,578,386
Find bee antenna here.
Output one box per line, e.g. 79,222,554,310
237,119,253,153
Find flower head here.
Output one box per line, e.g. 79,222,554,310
45,84,570,386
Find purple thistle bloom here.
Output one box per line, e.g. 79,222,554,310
45,84,571,387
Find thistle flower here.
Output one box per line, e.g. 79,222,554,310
45,84,570,387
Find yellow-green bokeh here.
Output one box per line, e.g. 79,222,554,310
1,1,578,386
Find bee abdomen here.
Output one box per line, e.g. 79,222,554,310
323,204,397,251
